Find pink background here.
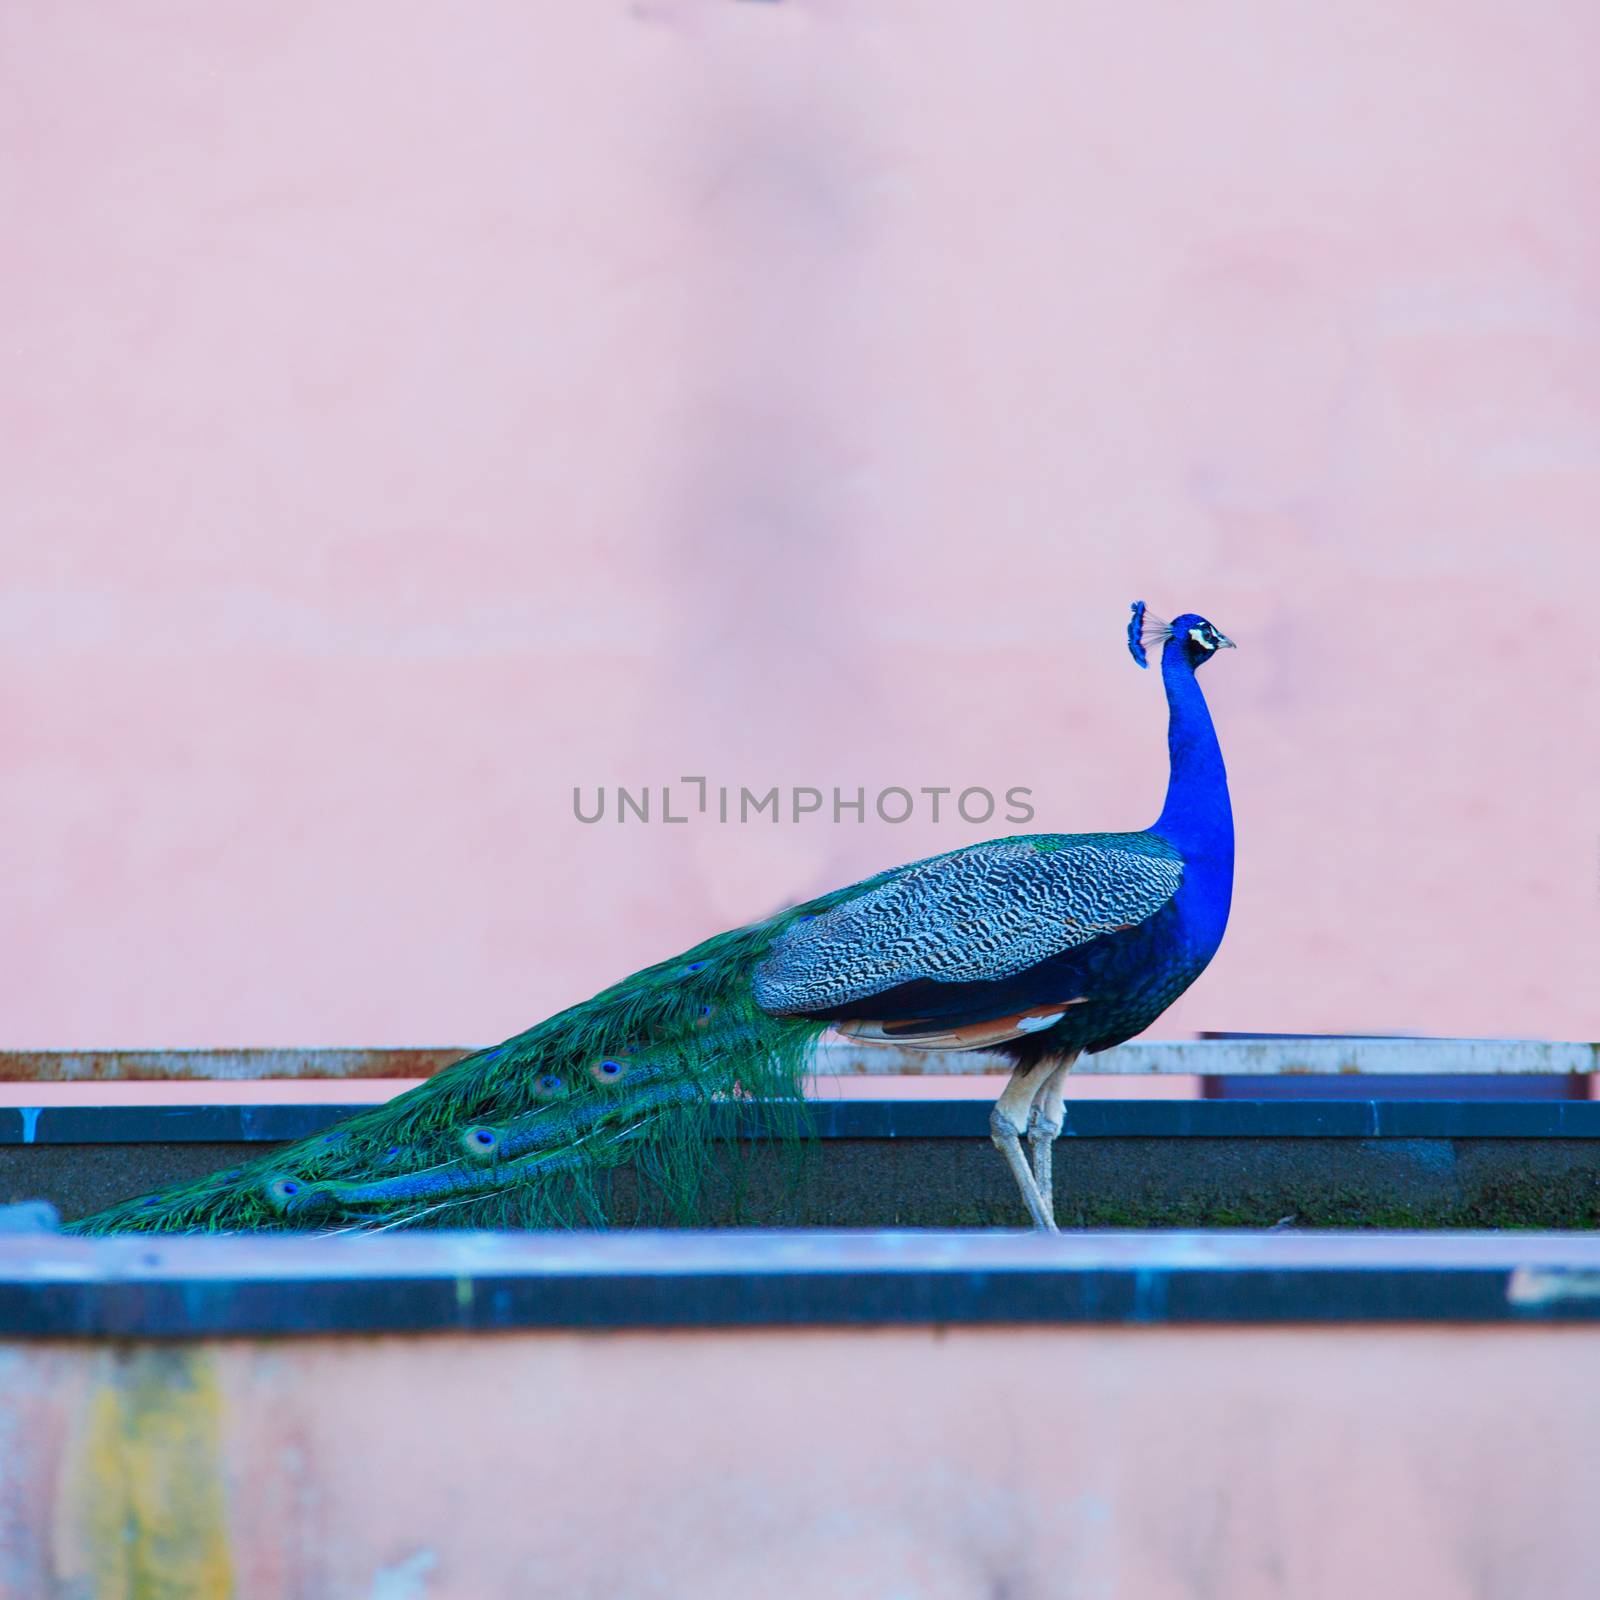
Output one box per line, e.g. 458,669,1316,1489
2,1,1596,1050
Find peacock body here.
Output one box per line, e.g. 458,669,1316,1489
72,604,1234,1235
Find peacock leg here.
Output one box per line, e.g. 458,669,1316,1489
1026,1051,1082,1231
989,1058,1061,1232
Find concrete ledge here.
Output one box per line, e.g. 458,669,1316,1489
5,1230,1600,1336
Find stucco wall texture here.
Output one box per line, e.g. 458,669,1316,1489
3,2,1596,1050
7,1325,1600,1597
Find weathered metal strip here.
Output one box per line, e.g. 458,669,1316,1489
0,1048,469,1083
1,1038,1596,1083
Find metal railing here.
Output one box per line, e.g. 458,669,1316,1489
0,1038,1593,1082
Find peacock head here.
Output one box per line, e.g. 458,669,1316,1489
1128,602,1235,671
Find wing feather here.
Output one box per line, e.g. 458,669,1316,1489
752,834,1182,1015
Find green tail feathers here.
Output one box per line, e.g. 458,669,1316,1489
69,914,833,1235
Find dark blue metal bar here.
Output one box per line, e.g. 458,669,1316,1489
0,1104,368,1145
6,1099,1600,1146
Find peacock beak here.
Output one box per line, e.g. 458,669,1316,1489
1216,633,1237,649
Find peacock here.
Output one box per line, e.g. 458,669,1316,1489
71,604,1234,1236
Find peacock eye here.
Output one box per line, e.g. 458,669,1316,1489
589,1055,632,1085
461,1125,502,1158
265,1172,334,1218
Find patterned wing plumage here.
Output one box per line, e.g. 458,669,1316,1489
751,833,1183,1016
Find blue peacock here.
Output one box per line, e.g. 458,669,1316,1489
72,604,1234,1235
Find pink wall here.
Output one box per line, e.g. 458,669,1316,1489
2,2,1596,1049
11,1323,1600,1595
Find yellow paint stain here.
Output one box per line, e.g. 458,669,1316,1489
68,1347,234,1599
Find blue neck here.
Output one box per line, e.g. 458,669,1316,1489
1150,641,1233,867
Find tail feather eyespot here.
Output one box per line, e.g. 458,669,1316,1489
692,1004,719,1031
461,1126,502,1160
264,1174,335,1218
533,1073,568,1101
588,1055,633,1086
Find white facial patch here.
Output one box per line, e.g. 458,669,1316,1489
1188,626,1217,651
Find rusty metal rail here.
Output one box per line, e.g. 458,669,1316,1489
0,1039,1594,1083
0,1048,468,1083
